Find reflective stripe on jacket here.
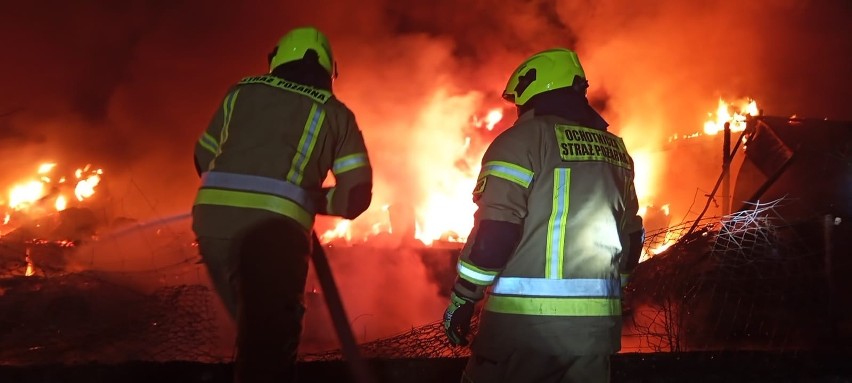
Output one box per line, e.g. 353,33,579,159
454,111,643,353
193,75,372,237
196,171,315,229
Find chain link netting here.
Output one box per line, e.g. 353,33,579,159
1,197,848,365
623,198,842,353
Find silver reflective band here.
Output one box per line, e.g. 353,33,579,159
492,277,621,298
457,262,496,284
201,171,315,213
483,163,534,185
333,153,368,174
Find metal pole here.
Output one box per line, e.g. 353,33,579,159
722,122,732,215
685,128,748,237
823,214,837,349
310,233,376,383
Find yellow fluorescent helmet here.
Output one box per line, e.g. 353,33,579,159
269,26,337,79
502,48,586,106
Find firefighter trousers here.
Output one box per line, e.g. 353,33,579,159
461,347,611,383
197,217,310,383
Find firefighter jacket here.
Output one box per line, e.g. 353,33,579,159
192,75,372,239
454,110,643,354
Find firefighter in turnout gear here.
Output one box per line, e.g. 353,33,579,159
192,26,372,383
443,48,644,383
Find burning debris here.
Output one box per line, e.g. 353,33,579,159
1,163,105,278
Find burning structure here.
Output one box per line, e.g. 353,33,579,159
622,114,852,353
2,1,852,381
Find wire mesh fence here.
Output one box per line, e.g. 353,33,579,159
0,197,849,365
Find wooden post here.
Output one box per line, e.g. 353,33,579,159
722,122,732,215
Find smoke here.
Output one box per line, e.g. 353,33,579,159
2,0,851,352
551,0,852,220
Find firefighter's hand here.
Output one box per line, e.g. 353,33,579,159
443,292,474,346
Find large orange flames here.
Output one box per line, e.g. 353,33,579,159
320,97,757,254
1,162,103,234
635,97,759,260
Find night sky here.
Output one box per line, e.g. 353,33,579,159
1,0,851,219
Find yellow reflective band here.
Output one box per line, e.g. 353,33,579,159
220,89,240,151
238,76,331,104
486,295,621,316
457,260,498,286
480,161,534,188
555,124,632,169
619,178,629,230
210,89,240,170
198,132,218,154
287,104,326,185
332,153,369,175
546,168,570,279
194,188,313,230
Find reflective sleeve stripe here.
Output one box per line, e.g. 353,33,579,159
219,89,240,152
485,295,621,316
194,189,313,230
546,168,570,279
200,171,314,213
457,260,498,285
332,153,369,175
286,104,326,185
491,277,621,298
198,132,219,154
209,89,240,170
479,161,534,188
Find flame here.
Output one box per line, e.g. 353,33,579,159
484,109,503,131
472,108,505,131
319,94,756,251
638,204,674,262
37,163,56,174
2,163,104,229
74,169,103,201
55,195,67,211
9,180,46,211
24,248,34,277
650,229,679,255
413,181,476,245
703,98,759,135
321,219,352,243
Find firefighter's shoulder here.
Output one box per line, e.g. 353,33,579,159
486,117,545,155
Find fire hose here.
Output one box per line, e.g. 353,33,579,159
310,232,376,383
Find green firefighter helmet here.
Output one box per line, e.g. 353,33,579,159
502,48,586,106
268,26,337,79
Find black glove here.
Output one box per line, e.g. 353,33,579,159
443,292,475,346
